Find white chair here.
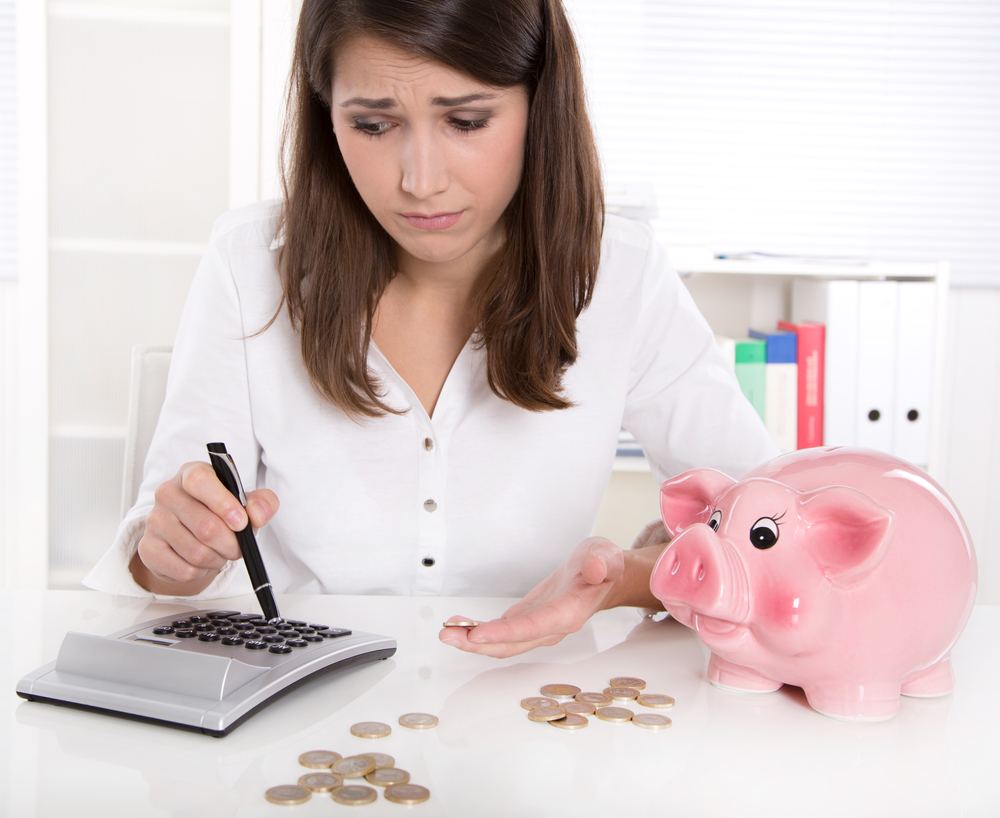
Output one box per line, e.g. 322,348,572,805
121,344,172,519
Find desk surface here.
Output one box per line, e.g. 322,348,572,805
3,592,998,818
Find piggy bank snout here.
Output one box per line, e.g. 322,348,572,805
652,525,750,624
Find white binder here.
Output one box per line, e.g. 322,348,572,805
892,282,936,467
855,281,898,453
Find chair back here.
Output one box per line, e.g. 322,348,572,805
121,345,172,519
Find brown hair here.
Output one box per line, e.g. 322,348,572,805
277,0,604,417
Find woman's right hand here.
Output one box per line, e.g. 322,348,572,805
129,461,279,595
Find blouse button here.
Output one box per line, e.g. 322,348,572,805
423,437,434,451
423,499,438,512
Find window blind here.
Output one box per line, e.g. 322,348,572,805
564,0,1000,287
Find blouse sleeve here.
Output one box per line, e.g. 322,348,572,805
621,237,780,485
83,217,262,599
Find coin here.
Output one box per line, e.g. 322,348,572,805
520,696,559,711
365,767,410,787
298,750,342,769
527,706,567,722
399,712,439,729
594,706,634,723
636,693,675,709
539,683,581,699
362,752,395,769
265,785,311,805
633,712,672,730
331,755,377,778
331,785,378,805
350,721,391,738
384,784,431,805
562,701,596,716
575,691,612,705
604,686,640,701
610,676,647,690
298,773,343,792
549,713,589,730
442,619,481,627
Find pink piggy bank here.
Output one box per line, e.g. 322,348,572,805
650,447,977,721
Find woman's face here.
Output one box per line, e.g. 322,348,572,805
331,35,529,277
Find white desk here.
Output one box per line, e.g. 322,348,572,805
3,592,998,817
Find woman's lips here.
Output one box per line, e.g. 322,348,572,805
402,211,464,230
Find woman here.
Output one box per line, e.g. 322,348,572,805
85,0,777,658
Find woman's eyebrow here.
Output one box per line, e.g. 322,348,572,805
340,97,396,109
339,92,499,109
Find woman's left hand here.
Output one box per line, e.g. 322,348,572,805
439,537,664,659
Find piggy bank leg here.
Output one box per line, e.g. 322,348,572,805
803,682,902,722
708,653,782,693
900,655,955,698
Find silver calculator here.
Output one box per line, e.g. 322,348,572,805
16,609,396,736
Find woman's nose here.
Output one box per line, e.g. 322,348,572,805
400,130,449,199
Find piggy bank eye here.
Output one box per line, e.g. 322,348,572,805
708,510,722,532
750,517,779,549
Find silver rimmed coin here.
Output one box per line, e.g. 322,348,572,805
298,773,343,792
442,619,481,627
575,691,612,706
520,696,559,711
350,721,391,739
265,785,311,805
399,712,439,729
384,784,431,805
632,713,672,730
527,705,567,722
610,676,647,690
298,750,341,769
365,767,410,787
549,713,589,730
636,693,675,709
594,706,634,723
539,684,581,700
331,785,377,806
562,701,596,716
604,686,640,701
331,755,377,778
362,752,395,770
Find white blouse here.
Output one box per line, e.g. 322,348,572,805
85,201,778,599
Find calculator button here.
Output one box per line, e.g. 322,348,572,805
243,631,262,640
233,622,256,631
229,614,259,623
194,623,214,632
278,630,299,638
198,632,222,642
319,628,352,638
256,627,278,635
172,620,192,628
244,640,268,650
308,624,329,631
188,615,210,623
221,636,245,646
285,638,308,648
216,627,238,636
302,634,323,642
263,635,285,643
283,620,307,627
205,610,240,619
210,619,232,627
268,645,293,654
296,627,316,634
152,626,174,635
174,629,197,638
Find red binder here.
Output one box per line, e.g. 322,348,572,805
777,320,825,449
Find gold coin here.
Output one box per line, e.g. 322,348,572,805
365,767,410,787
527,705,567,722
350,721,391,739
331,755,377,778
384,784,431,805
298,773,343,792
399,712,439,729
520,696,559,711
549,713,589,730
442,619,481,627
594,706,634,723
362,752,395,769
636,693,675,709
633,712,672,730
331,785,377,805
298,750,342,769
610,676,647,690
265,785,311,805
539,683,581,699
562,701,596,716
575,691,612,705
604,686,640,701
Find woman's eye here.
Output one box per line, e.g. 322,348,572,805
351,120,393,137
708,510,722,532
449,117,490,132
749,517,780,550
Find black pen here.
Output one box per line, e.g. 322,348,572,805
206,442,281,623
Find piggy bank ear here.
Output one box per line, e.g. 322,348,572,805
798,486,896,588
660,469,737,537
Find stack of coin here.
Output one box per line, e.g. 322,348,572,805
522,678,674,731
